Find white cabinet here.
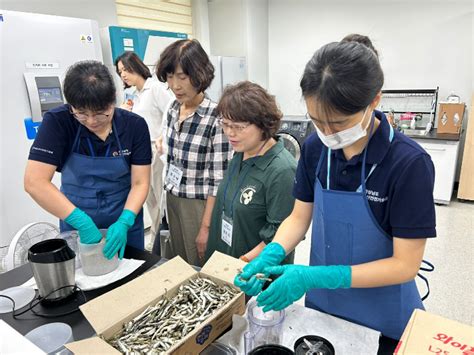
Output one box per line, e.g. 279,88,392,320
413,139,460,205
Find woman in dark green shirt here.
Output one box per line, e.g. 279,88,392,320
204,81,297,263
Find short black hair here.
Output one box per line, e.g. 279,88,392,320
63,60,116,112
155,39,214,93
300,41,384,118
114,51,152,89
341,33,379,57
217,81,282,140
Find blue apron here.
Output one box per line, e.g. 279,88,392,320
59,120,144,250
305,122,424,340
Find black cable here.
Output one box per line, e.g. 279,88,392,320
417,260,435,301
0,285,87,319
31,285,87,318
420,260,435,272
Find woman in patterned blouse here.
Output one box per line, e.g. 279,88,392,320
156,39,232,266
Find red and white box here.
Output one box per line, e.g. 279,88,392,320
395,309,474,354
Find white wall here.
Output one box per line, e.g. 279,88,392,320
243,0,269,89
268,0,472,181
207,0,269,88
192,0,211,52
268,0,473,115
208,0,246,57
1,0,118,27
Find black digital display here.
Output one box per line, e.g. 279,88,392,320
38,87,62,103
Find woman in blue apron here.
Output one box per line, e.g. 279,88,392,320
25,61,151,259
234,40,436,354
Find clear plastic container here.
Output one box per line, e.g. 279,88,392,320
245,299,285,353
59,230,81,269
0,286,36,313
78,229,119,276
25,322,74,354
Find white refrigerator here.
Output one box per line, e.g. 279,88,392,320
0,10,103,250
207,56,247,102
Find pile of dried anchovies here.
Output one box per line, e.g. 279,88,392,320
108,277,239,354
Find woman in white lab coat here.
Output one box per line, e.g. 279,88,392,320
115,52,173,243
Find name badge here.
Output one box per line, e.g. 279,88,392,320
166,163,183,189
221,213,233,247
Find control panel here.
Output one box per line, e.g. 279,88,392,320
24,73,64,122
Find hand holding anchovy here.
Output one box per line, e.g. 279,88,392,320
233,242,287,296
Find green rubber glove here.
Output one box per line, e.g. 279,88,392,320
256,264,352,312
103,209,136,260
65,208,102,244
233,242,286,296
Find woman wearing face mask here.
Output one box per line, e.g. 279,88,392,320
155,39,232,266
204,81,297,264
234,40,436,354
115,52,172,246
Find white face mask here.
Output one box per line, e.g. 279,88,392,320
314,107,371,150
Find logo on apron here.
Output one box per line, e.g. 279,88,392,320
112,149,132,157
366,189,388,203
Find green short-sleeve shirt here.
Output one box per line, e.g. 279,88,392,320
205,140,297,262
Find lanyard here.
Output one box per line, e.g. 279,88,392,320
70,120,123,157
223,140,268,219
86,138,111,157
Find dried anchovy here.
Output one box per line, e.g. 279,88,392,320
237,268,272,282
107,276,239,354
254,273,272,282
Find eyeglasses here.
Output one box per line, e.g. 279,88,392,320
217,118,250,133
70,107,112,123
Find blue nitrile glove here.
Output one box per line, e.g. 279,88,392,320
103,209,136,260
233,242,286,296
65,208,102,244
256,264,352,312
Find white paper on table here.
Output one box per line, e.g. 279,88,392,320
0,320,45,354
22,258,145,291
281,303,381,354
216,300,381,354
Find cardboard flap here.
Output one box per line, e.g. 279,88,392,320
406,310,473,346
65,337,120,354
201,251,246,284
396,309,474,354
80,256,196,335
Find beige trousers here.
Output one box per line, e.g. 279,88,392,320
166,192,205,266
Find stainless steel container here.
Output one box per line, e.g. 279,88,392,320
28,239,76,302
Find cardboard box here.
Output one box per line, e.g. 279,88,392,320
395,309,474,354
437,103,466,135
66,252,246,354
